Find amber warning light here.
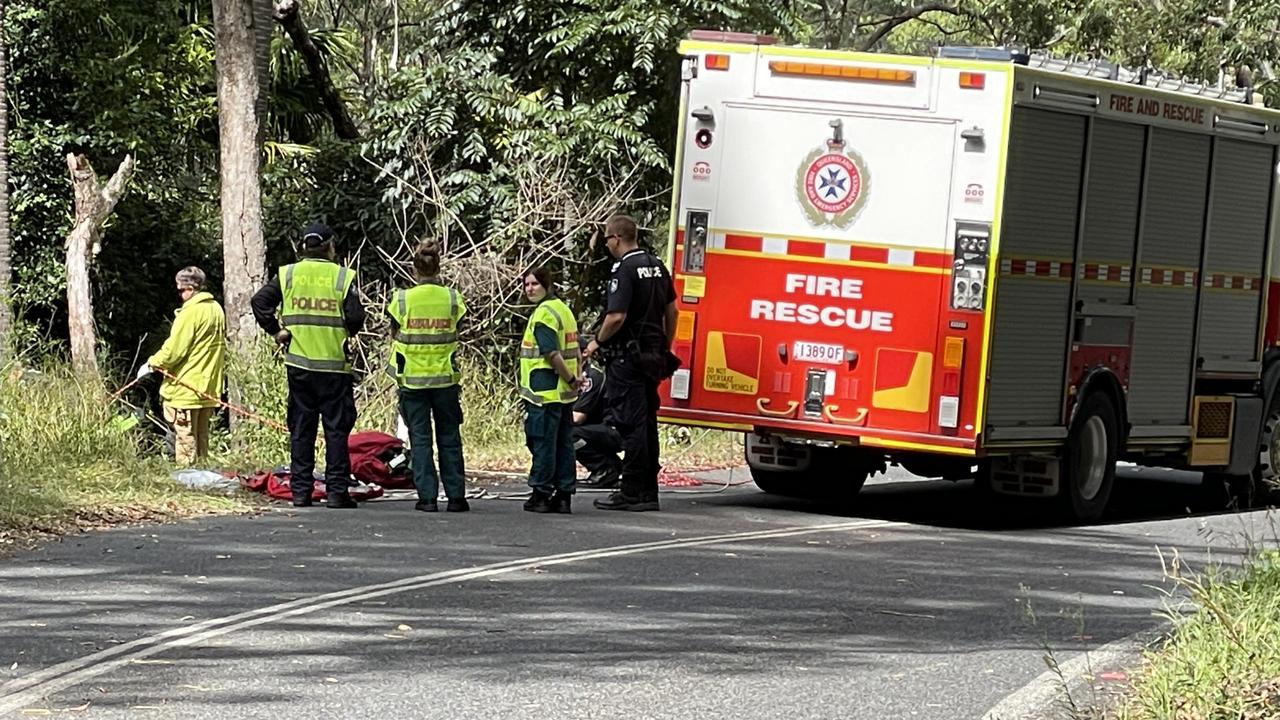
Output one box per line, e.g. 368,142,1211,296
705,54,731,71
768,61,915,85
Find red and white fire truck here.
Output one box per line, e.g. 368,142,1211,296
659,30,1280,521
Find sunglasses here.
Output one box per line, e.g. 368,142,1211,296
604,234,620,241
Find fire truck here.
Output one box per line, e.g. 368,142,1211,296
659,30,1280,521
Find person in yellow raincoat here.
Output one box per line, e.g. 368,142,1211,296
136,266,226,464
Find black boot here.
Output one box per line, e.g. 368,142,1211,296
446,498,470,512
291,493,313,507
326,492,358,509
549,491,572,514
523,490,554,513
415,499,438,512
579,467,621,489
593,491,659,512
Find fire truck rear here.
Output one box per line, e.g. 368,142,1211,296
660,31,1280,521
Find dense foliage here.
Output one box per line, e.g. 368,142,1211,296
7,0,1280,373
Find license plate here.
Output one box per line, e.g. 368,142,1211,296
792,341,845,365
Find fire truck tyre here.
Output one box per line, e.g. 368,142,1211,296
750,447,870,500
1059,392,1119,523
1256,400,1280,505
749,468,811,497
1198,473,1256,511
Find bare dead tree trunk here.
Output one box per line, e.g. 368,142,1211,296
273,0,360,139
65,153,136,377
0,2,11,362
213,0,270,354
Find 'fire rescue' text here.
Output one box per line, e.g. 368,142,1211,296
748,273,894,332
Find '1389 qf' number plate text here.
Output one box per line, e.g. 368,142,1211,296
792,341,844,365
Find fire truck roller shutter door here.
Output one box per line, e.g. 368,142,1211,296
985,108,1084,430
1128,129,1210,426
1197,138,1273,368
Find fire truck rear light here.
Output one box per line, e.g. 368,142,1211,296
939,396,960,429
705,54,731,71
768,61,916,85
959,72,986,89
670,369,692,400
676,311,696,342
943,337,965,369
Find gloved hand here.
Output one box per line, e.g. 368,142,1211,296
274,329,292,347
135,363,153,380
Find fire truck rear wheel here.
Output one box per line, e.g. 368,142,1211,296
1059,391,1119,523
749,447,870,501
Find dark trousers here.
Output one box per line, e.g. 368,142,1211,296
604,356,661,502
399,385,466,501
524,401,575,495
573,423,622,476
287,367,357,497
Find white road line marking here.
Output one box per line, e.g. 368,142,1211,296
0,519,896,712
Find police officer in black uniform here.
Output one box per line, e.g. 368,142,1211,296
572,336,622,488
586,214,678,512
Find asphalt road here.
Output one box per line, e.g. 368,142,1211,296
0,464,1275,719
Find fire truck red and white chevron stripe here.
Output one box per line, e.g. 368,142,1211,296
998,258,1073,278
1203,273,1262,290
1139,267,1197,287
714,232,951,270
1079,263,1131,282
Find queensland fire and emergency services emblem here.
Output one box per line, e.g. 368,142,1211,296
795,119,870,229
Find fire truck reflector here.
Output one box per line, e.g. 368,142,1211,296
703,331,761,395
675,311,696,342
768,61,916,85
872,349,933,413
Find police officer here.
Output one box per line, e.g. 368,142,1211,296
518,266,581,514
387,241,469,513
572,336,622,489
585,215,677,512
251,223,366,509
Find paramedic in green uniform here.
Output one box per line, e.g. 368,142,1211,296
386,241,469,513
518,266,581,514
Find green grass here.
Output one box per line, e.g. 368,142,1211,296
1116,546,1280,719
0,363,249,540
0,349,744,540
226,347,743,474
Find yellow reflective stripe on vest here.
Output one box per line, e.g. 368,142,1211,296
283,314,346,328
518,387,580,404
396,331,459,345
285,354,348,372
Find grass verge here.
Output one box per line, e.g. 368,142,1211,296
1116,544,1280,719
2,352,745,545
0,363,251,550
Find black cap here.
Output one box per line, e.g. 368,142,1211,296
301,223,334,248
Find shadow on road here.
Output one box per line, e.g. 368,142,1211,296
692,464,1280,533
